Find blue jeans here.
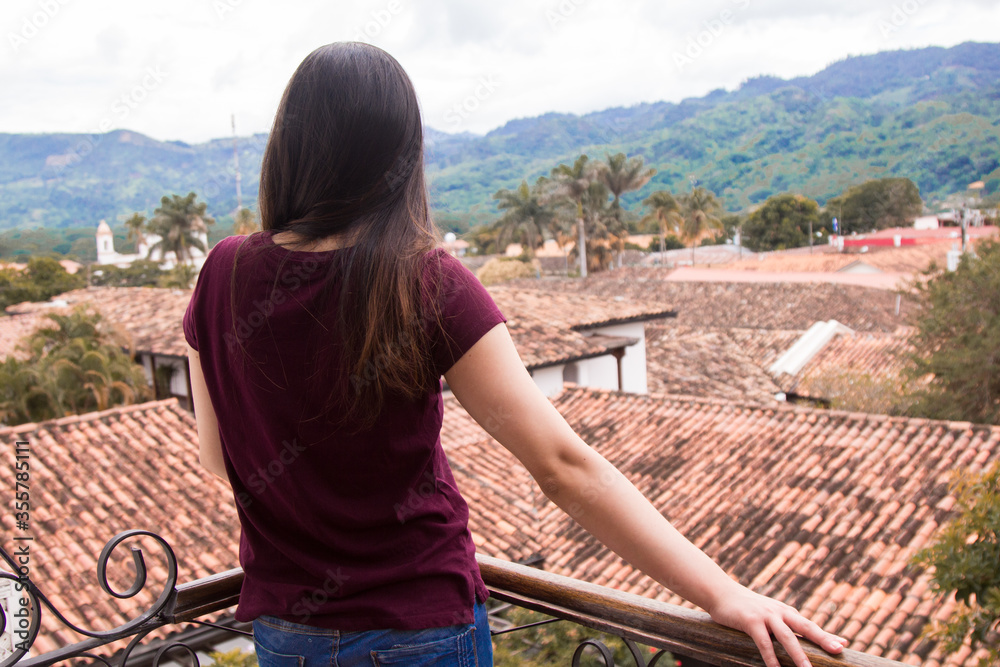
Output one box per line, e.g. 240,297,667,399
251,601,493,667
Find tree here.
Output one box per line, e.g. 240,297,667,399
492,179,553,258
233,207,259,236
0,307,151,426
492,605,664,667
547,155,601,277
146,192,215,265
802,368,915,416
206,649,257,667
91,259,165,288
641,190,683,258
595,153,656,264
466,224,500,256
826,177,922,233
913,461,1000,666
0,257,85,310
125,212,147,252
742,193,823,252
547,178,620,274
679,187,723,265
158,263,197,289
906,240,1000,425
720,213,744,245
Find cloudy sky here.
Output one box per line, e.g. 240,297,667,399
2,0,998,144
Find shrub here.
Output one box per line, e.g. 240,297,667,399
476,258,538,285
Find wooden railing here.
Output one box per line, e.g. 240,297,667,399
478,556,903,667
15,555,908,667
168,556,905,667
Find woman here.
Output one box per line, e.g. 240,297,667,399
184,42,846,667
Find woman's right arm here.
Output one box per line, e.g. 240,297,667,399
187,343,229,483
444,323,846,667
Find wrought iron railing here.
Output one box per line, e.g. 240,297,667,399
1,532,908,667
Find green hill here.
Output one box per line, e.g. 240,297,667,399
2,42,998,235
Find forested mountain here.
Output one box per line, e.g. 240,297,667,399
2,41,998,232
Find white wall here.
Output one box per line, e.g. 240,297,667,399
588,321,648,393
531,365,565,397
577,354,619,391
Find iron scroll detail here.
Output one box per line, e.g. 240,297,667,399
0,530,179,667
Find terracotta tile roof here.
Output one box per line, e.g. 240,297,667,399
644,324,796,404
487,285,675,331
4,287,192,358
728,245,953,275
442,387,998,665
441,403,545,562
506,320,635,369
488,286,672,368
0,400,240,656
511,269,913,332
2,285,666,371
783,329,916,399
0,313,48,360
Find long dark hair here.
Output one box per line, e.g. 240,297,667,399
243,42,442,428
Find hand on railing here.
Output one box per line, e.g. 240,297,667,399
706,584,848,667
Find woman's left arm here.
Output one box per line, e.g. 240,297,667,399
444,323,846,667
187,343,230,484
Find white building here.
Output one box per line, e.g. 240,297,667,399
527,322,650,397
96,219,209,271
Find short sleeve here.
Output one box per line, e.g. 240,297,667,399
183,236,240,352
424,249,506,375
182,284,201,351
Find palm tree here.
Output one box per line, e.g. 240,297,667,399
147,192,215,265
546,155,601,277
233,207,258,236
594,153,656,268
0,357,47,426
17,308,151,422
680,186,724,266
642,190,684,261
492,179,553,258
125,213,147,252
595,153,656,222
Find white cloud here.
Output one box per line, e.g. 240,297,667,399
0,0,998,142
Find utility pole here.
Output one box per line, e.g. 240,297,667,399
232,114,242,212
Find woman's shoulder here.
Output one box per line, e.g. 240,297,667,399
207,233,266,263
419,247,473,280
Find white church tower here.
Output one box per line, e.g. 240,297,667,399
94,220,209,271
96,220,116,264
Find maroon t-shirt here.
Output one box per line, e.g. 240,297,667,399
183,232,506,630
